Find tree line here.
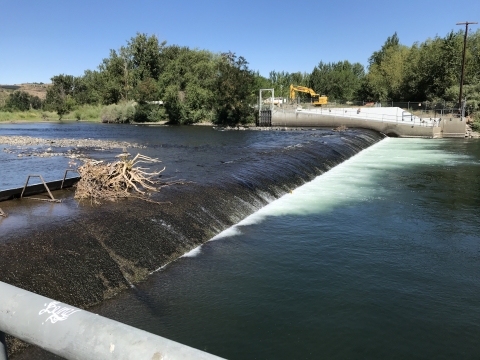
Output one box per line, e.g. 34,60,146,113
266,30,480,112
2,30,480,124
39,34,257,125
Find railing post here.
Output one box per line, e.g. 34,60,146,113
0,331,8,360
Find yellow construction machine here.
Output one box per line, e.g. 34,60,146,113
289,84,328,106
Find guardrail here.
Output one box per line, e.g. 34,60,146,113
0,281,224,360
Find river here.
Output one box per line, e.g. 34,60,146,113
94,137,480,359
2,124,480,359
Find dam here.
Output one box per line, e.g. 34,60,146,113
1,122,480,359
13,135,480,360
259,105,466,138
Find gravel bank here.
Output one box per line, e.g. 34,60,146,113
0,135,145,149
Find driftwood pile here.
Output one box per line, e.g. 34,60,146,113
75,153,167,204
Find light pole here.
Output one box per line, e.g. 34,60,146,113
456,21,478,114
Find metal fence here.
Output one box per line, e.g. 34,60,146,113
294,106,439,127
281,99,473,121
285,98,475,115
325,100,477,115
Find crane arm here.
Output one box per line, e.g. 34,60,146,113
289,84,328,106
289,84,320,99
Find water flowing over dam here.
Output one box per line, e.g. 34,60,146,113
0,123,383,311
14,134,480,360
2,123,480,359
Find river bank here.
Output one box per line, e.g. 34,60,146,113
0,124,383,357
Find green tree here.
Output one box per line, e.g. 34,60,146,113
73,70,103,105
158,47,217,124
214,52,255,125
369,32,400,67
360,33,409,101
268,70,290,97
402,32,463,101
45,74,77,118
128,33,165,83
135,77,159,103
309,61,365,101
6,91,31,111
98,50,128,104
96,33,166,104
30,95,42,109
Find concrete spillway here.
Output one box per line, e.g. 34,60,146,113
270,107,466,138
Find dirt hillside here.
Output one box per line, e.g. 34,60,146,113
0,83,50,102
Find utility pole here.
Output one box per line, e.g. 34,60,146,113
456,21,478,114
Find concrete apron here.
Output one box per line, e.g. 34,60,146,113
272,109,466,138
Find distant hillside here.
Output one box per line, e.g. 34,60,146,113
0,83,50,101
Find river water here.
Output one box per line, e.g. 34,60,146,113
92,137,480,359
0,122,374,189
3,124,480,359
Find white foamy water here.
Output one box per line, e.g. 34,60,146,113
183,138,476,257
208,138,474,241
181,247,203,257
246,138,475,216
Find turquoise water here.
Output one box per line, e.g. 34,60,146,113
87,138,480,359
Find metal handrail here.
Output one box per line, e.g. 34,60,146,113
298,107,438,127
20,174,61,203
0,281,224,360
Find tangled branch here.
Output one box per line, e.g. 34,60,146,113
75,153,169,204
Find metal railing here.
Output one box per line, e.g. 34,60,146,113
0,281,224,360
286,98,475,115
295,106,438,127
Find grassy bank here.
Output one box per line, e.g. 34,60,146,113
0,104,103,123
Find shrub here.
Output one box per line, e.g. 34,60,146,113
134,103,167,123
471,122,480,131
470,112,480,132
146,106,167,122
81,104,102,120
0,112,14,122
101,101,136,123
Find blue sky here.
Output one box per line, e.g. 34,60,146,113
1,0,479,84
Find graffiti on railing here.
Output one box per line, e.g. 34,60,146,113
39,301,81,324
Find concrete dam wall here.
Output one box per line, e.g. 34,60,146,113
270,107,466,138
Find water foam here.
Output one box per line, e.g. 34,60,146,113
175,138,474,258
217,138,474,236
182,247,202,257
